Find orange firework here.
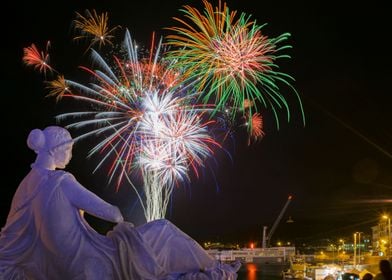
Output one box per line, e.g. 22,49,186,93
248,112,265,145
73,9,120,50
134,32,181,90
123,59,180,91
45,75,71,102
113,33,182,95
22,41,53,75
243,99,254,109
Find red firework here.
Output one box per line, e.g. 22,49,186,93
22,41,53,75
248,112,265,145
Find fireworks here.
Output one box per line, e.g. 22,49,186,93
22,41,53,75
73,9,120,50
247,112,265,145
45,75,71,102
137,91,220,220
165,0,305,128
55,29,220,221
24,3,304,222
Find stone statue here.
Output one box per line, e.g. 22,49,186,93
0,126,240,279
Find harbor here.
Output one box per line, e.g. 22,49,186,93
206,246,387,280
205,197,391,279
207,247,386,280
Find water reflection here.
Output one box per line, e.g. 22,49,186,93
246,263,257,280
237,263,282,280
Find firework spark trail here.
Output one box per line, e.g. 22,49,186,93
56,29,222,221
136,89,220,220
24,3,304,222
73,9,120,51
247,112,265,145
45,75,71,102
138,91,219,183
165,0,305,129
22,41,54,75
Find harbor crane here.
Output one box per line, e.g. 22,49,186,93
262,195,292,248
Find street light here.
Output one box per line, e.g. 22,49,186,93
382,214,391,257
337,239,344,264
330,244,336,264
357,232,362,266
339,239,345,253
353,233,357,268
353,232,362,267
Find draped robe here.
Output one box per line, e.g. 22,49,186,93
0,168,239,279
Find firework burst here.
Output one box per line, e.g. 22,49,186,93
137,91,220,220
24,4,304,222
45,75,71,102
247,112,265,145
73,9,120,50
22,41,54,75
165,0,305,128
56,29,221,221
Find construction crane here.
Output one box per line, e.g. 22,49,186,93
262,195,293,248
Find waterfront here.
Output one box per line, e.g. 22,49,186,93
236,256,386,280
237,263,282,280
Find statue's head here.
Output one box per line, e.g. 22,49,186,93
27,126,74,168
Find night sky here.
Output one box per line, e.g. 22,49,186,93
1,0,391,247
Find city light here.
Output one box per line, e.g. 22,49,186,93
353,232,363,267
382,214,391,257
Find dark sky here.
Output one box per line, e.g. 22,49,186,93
1,0,391,246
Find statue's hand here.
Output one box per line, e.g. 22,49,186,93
114,215,124,223
122,221,134,227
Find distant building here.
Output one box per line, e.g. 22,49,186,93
371,218,391,256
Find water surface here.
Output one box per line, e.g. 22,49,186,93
237,263,282,280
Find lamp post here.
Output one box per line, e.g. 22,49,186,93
339,239,345,253
353,233,357,268
329,244,336,264
353,232,362,267
357,232,362,266
338,239,345,264
382,215,391,257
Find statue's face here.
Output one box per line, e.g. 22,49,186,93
53,143,73,169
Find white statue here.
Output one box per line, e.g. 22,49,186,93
0,126,240,279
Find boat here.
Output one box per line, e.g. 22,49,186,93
281,255,346,280
282,255,311,279
207,246,296,276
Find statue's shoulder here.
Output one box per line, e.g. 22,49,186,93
49,170,75,182
46,170,77,193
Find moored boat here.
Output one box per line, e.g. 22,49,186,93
207,246,296,276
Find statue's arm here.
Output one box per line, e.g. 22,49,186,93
61,173,124,223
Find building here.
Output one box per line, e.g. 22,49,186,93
371,216,391,257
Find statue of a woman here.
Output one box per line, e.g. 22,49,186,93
0,126,239,279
